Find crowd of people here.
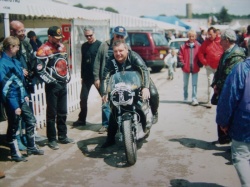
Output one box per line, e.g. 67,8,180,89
0,20,249,186
169,25,249,187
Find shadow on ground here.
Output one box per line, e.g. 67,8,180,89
169,137,231,164
77,136,146,168
170,179,225,187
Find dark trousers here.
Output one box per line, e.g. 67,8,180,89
78,80,110,126
45,83,68,142
5,101,36,148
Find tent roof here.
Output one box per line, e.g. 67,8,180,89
144,16,191,30
92,9,186,31
0,0,110,21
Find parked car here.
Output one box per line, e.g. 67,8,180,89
168,38,188,53
126,31,169,72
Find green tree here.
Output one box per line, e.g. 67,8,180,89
218,6,232,24
105,7,119,13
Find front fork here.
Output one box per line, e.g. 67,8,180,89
117,106,138,142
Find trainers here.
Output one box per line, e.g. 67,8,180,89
101,139,115,148
191,100,199,106
72,120,86,126
204,102,212,108
98,126,108,134
48,141,59,150
27,148,44,156
11,155,28,162
152,113,158,124
58,137,75,144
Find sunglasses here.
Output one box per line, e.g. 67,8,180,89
85,34,93,38
115,35,124,39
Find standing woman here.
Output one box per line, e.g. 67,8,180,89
178,30,201,106
0,36,44,162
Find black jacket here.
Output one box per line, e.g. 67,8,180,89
101,50,150,95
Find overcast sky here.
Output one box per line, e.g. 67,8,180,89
68,0,250,17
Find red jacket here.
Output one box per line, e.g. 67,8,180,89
198,36,223,69
178,40,201,73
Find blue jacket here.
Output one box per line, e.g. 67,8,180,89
0,52,28,111
216,57,250,143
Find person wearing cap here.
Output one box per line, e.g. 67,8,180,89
27,30,42,52
216,56,250,187
35,26,74,150
212,29,246,145
72,26,103,127
93,26,128,133
198,27,223,108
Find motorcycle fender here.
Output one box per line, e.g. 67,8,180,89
121,112,132,121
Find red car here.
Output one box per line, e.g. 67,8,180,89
127,31,169,72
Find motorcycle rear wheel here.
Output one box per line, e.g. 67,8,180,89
122,119,137,165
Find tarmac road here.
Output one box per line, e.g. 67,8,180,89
0,67,241,187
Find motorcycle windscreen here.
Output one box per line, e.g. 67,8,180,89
107,71,142,93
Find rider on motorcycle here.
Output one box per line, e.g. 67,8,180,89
101,40,159,148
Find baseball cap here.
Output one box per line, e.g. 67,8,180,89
27,31,36,38
48,26,64,39
113,26,127,36
222,29,237,42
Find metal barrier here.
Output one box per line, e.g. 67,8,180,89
31,73,81,129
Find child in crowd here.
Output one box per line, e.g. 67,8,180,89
164,48,177,80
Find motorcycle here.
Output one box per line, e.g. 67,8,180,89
107,71,153,165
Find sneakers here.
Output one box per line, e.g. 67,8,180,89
58,137,75,144
27,148,44,156
48,141,59,150
101,139,115,148
72,120,86,127
11,155,28,162
204,102,212,108
152,113,158,124
191,99,199,106
98,126,108,134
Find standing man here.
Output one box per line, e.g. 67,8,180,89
93,26,128,134
198,27,223,108
35,26,74,150
216,57,250,187
72,26,102,127
212,29,245,144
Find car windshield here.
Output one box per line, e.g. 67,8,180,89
170,40,186,49
152,33,168,46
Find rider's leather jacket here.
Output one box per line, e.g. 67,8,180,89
35,41,70,84
101,50,150,96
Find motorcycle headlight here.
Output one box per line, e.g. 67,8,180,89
110,87,134,106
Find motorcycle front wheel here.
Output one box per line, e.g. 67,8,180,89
122,119,137,165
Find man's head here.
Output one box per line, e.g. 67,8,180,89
207,27,217,41
10,20,26,41
47,26,64,45
112,40,129,64
220,29,237,51
113,26,127,42
84,26,96,44
27,30,37,41
187,30,197,43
